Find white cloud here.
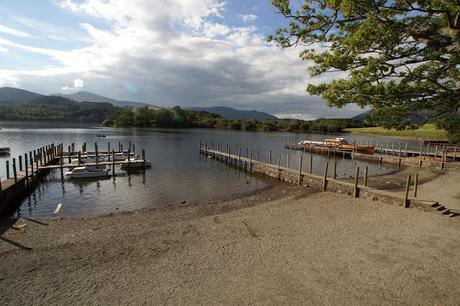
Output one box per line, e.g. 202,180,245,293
0,23,33,38
0,0,360,118
239,14,258,22
62,78,84,90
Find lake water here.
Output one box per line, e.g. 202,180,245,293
0,121,415,218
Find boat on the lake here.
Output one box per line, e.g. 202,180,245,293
298,137,375,154
0,147,10,155
120,157,152,169
65,166,110,178
96,134,106,138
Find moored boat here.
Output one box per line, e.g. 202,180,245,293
65,166,110,178
0,147,10,155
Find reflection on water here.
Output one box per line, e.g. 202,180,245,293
0,121,411,218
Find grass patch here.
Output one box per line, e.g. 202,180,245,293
344,124,448,139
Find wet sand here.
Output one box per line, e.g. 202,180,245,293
1,182,459,305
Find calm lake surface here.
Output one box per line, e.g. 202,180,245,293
0,121,417,218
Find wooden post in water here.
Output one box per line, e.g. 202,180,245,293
322,161,328,191
129,142,132,152
78,151,81,166
142,149,145,167
68,146,71,163
333,160,337,180
249,152,253,174
35,153,38,171
413,173,418,198
12,158,17,194
298,155,303,186
19,155,23,172
108,142,111,154
309,155,313,174
364,166,368,187
269,150,272,164
30,152,33,175
133,144,135,153
287,153,290,169
353,166,359,198
112,150,116,175
71,143,75,154
24,154,28,188
95,143,99,166
245,147,248,158
127,149,131,170
60,155,64,181
120,144,124,153
403,175,411,208
257,150,260,161
6,161,9,179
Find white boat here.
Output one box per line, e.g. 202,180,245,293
113,152,134,161
298,140,324,146
120,158,152,169
65,166,110,178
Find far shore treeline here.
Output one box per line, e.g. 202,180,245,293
0,96,367,133
102,106,367,133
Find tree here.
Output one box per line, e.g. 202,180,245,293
269,0,460,141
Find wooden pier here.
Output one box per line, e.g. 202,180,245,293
0,141,149,218
283,143,459,169
200,142,457,217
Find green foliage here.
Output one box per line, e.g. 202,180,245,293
270,0,460,141
105,106,368,133
0,96,117,122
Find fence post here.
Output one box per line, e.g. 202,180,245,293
6,161,9,179
12,158,17,194
333,160,337,180
298,155,303,186
413,173,418,198
403,175,411,208
24,154,28,188
309,155,313,174
364,166,368,187
322,161,328,191
353,166,359,198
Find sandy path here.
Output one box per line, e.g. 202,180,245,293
0,184,459,305
416,168,460,211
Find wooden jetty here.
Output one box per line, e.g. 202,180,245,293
200,142,457,217
284,142,459,169
0,141,149,218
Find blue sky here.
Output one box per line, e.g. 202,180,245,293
0,0,363,119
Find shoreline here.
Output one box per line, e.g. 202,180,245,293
1,181,459,304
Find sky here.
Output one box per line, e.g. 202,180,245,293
0,0,365,119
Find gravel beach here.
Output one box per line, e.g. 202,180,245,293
1,182,459,305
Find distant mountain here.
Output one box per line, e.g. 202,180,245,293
189,106,277,120
54,91,154,108
0,87,44,102
352,110,372,121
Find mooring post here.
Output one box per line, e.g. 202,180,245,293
398,157,402,169
108,142,111,154
60,155,64,181
257,150,260,161
142,149,145,167
379,156,383,165
414,173,418,198
364,166,368,187
249,152,253,173
78,151,81,166
322,161,328,191
287,153,290,169
333,160,337,180
127,149,131,170
30,152,33,174
353,166,360,198
6,161,9,179
309,155,313,174
35,152,38,171
95,143,99,166
245,147,248,158
403,175,411,208
71,143,75,154
112,150,116,175
68,146,71,163
120,143,124,153
24,154,28,187
19,155,23,172
12,158,17,194
298,155,303,186
269,150,272,164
